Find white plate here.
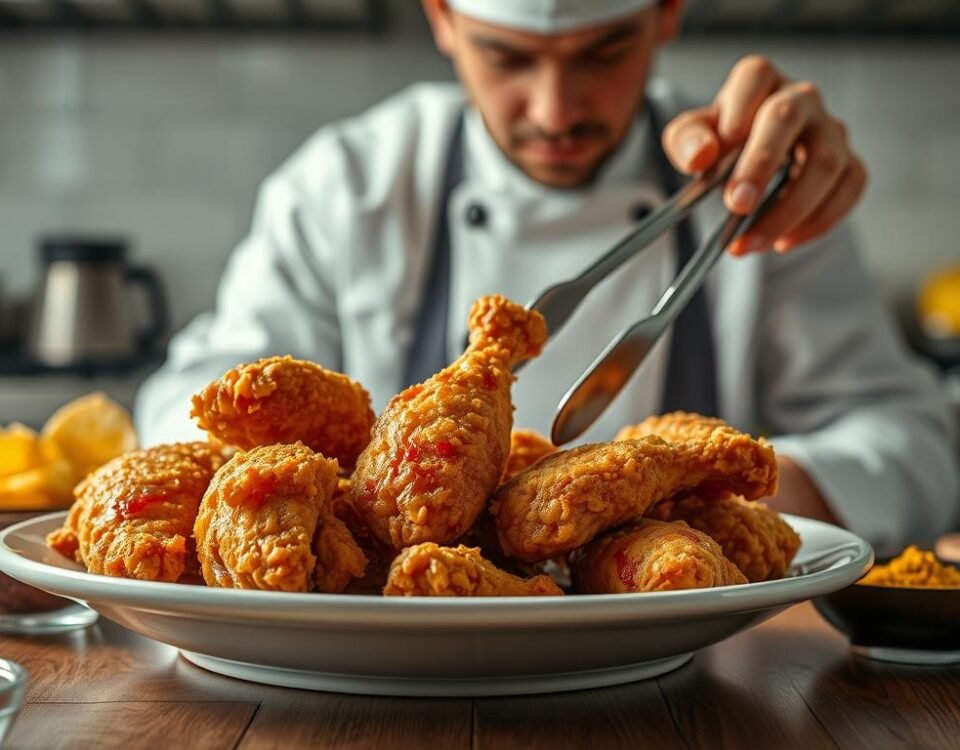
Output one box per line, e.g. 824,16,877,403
0,512,872,696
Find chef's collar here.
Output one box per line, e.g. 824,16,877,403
463,104,656,199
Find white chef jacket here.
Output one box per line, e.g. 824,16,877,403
135,81,960,553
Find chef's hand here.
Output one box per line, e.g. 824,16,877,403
662,55,868,256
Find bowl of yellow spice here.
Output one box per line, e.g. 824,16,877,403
813,546,960,665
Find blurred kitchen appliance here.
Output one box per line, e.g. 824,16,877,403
26,237,168,368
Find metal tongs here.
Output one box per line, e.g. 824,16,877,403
523,147,793,445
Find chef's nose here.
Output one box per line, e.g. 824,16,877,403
526,66,584,135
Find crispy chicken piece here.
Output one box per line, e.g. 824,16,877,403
571,519,747,593
383,543,564,597
46,443,224,582
648,494,801,582
503,429,557,483
46,498,85,563
492,426,778,562
312,508,369,594
191,356,375,467
328,476,395,592
616,411,739,444
353,295,547,548
195,442,350,592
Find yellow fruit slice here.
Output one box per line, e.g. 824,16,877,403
41,392,138,480
0,459,74,508
0,423,45,478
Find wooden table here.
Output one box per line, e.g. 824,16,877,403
1,602,957,750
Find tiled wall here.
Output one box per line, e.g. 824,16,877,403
1,21,958,337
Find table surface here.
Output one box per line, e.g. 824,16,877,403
1,602,958,750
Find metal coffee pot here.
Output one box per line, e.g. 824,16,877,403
27,236,168,368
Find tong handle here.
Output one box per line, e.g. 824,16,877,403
526,146,745,344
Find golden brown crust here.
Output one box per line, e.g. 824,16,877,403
467,294,548,363
571,519,747,593
191,356,375,467
194,442,339,592
492,425,778,563
46,497,85,563
312,509,368,594
49,442,224,582
352,296,547,548
615,412,732,444
383,543,564,597
502,429,557,483
648,494,801,582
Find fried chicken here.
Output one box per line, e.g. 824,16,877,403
46,443,224,582
383,543,564,597
616,411,742,445
648,494,801,582
571,519,747,594
46,498,84,563
195,442,363,592
503,429,557,483
191,356,375,467
491,425,778,562
312,509,369,594
353,295,547,548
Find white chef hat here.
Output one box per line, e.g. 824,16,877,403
446,0,659,34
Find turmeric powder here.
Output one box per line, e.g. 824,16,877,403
860,545,960,588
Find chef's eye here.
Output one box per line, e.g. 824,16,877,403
582,41,632,67
485,50,533,71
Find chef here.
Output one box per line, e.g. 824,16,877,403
136,0,959,552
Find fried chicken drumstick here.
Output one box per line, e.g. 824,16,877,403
492,422,778,562
383,543,563,597
353,295,547,548
571,519,747,593
191,356,375,467
648,494,800,582
47,442,224,582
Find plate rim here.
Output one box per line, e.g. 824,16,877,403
0,511,874,628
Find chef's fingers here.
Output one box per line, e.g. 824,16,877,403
662,105,722,173
729,120,851,255
714,55,783,143
769,157,868,253
724,81,825,216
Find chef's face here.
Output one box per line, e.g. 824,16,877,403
424,2,682,189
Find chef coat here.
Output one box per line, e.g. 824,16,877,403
135,81,960,553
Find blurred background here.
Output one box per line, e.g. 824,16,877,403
0,0,958,428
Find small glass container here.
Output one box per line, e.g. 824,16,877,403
0,659,27,748
0,513,98,634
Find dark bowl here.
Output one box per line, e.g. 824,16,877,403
813,558,960,664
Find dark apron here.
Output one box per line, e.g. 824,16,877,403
403,104,718,420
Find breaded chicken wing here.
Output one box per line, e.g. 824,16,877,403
492,426,778,562
503,429,557,483
353,295,547,548
46,443,224,582
571,519,747,593
191,356,375,467
194,442,346,592
648,494,801,582
383,543,563,597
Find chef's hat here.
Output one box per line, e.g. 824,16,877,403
445,0,658,34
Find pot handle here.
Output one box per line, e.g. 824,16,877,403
126,266,169,353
